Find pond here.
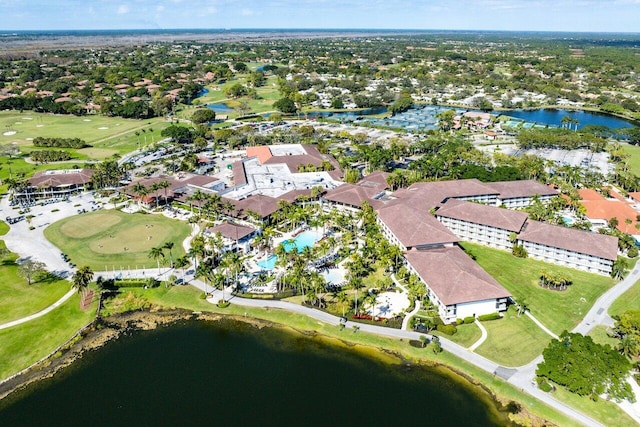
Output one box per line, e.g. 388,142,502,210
500,108,634,130
0,320,512,426
206,102,234,112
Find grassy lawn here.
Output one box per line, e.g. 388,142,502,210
588,325,619,348
475,306,552,367
610,278,640,317
461,242,614,335
622,143,640,173
0,292,97,382
44,210,190,271
0,250,71,324
433,322,482,348
0,111,168,160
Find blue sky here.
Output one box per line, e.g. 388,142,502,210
1,0,640,33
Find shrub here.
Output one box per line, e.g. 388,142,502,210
537,377,553,392
478,312,501,321
463,316,476,324
113,279,147,288
512,244,528,258
628,246,638,258
456,318,464,325
436,323,458,335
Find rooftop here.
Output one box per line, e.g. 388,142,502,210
435,199,528,233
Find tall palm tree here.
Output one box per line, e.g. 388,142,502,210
72,265,94,294
163,241,175,268
158,180,171,205
131,183,148,208
148,246,165,273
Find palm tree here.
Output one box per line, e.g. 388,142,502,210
365,292,377,320
337,290,349,318
158,180,171,206
612,257,628,280
163,241,175,268
131,183,148,208
72,265,94,293
149,182,161,208
148,246,165,273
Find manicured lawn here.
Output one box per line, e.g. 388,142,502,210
610,278,640,317
0,253,71,324
44,210,190,271
461,242,614,335
0,111,168,160
588,325,619,348
475,306,552,367
550,384,637,427
622,143,640,173
0,292,97,381
433,322,482,348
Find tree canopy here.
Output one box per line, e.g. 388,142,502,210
536,331,634,402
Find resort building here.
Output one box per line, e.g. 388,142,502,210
13,169,94,203
205,221,258,254
322,171,389,211
516,220,618,275
377,203,459,251
435,200,528,250
578,188,640,233
404,247,511,324
487,180,558,209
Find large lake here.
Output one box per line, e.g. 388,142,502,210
0,320,511,426
502,108,634,130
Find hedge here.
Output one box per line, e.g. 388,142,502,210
478,312,501,321
436,323,458,335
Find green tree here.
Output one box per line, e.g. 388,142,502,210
273,97,297,114
18,259,47,285
536,332,633,402
72,265,94,293
148,246,165,273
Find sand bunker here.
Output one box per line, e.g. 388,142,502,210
2,131,16,136
26,138,33,141
15,122,22,124
83,119,91,122
98,126,109,130
23,117,33,120
36,125,44,128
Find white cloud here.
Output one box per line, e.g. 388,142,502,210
241,8,254,15
117,4,130,14
156,5,165,12
205,6,218,14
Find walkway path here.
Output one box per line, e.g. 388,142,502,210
401,300,420,331
468,319,487,351
0,288,75,330
525,311,559,339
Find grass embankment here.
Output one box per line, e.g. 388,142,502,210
44,211,190,271
461,242,614,335
100,285,635,427
0,111,168,161
0,220,70,324
0,293,97,381
610,279,640,317
622,143,640,173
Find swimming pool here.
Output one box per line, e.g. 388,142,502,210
322,268,345,285
283,231,321,253
257,255,277,270
562,216,574,225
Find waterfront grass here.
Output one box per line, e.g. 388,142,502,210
461,242,613,335
475,306,552,367
622,143,640,173
44,211,190,270
609,278,640,317
0,292,97,382
0,111,167,160
0,255,70,324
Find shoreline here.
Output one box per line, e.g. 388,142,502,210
0,307,536,425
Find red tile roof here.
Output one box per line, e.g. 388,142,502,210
246,146,273,164
578,189,639,233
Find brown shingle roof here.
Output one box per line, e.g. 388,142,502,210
518,220,618,261
208,221,256,240
487,180,558,200
323,183,383,208
405,246,510,306
232,160,248,187
29,169,94,188
232,194,280,219
377,204,459,248
435,199,528,233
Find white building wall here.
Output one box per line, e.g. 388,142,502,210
436,216,513,250
518,240,613,275
455,299,503,319
499,194,554,209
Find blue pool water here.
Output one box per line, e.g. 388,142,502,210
284,231,321,253
322,269,344,285
562,216,574,225
257,255,277,270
